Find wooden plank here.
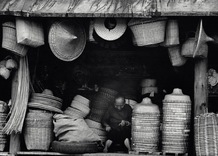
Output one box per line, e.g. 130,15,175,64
194,58,208,116
157,0,218,16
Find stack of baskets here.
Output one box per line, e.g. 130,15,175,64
132,98,160,153
29,93,63,114
86,87,118,142
195,112,218,156
162,88,191,153
87,87,117,122
0,101,8,151
64,95,90,119
24,92,63,151
24,109,54,151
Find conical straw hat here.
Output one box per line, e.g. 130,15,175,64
48,20,86,61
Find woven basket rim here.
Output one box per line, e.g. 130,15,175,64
128,17,167,27
28,102,63,113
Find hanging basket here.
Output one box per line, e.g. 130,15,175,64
128,18,167,46
2,21,28,57
16,17,44,48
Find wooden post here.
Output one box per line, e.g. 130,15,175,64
9,70,20,156
194,58,208,117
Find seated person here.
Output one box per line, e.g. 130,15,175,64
102,95,132,152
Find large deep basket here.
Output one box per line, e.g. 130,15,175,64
128,18,167,46
24,110,54,151
195,113,218,156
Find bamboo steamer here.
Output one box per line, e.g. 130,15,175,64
168,46,187,67
132,98,160,153
162,20,180,47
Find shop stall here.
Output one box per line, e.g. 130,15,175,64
0,0,217,156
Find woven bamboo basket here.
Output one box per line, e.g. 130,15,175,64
195,112,218,156
16,17,44,47
24,110,54,151
2,21,28,57
168,46,187,67
128,18,167,46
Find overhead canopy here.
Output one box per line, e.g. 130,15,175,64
157,0,218,16
1,0,218,17
0,0,156,17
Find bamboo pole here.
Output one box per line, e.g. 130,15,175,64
194,58,208,116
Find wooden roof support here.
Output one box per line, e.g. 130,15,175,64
194,58,208,116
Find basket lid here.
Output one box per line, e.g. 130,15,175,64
28,102,63,114
163,88,191,103
48,20,86,62
94,18,127,41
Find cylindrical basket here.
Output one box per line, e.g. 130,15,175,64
128,18,167,46
24,110,54,151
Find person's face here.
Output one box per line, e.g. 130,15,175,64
114,97,125,110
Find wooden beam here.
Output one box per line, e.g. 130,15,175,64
194,58,208,116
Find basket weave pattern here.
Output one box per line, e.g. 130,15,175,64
129,20,166,46
24,110,54,151
2,22,28,56
195,113,218,156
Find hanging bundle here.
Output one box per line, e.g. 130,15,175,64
3,56,30,134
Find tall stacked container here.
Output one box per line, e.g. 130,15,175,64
132,97,160,153
162,88,191,153
0,101,8,151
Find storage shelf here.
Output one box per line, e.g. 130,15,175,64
16,151,79,156
16,152,161,156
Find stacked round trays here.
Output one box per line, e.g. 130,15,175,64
0,101,8,151
132,97,160,153
64,95,90,119
86,87,118,142
162,88,191,154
